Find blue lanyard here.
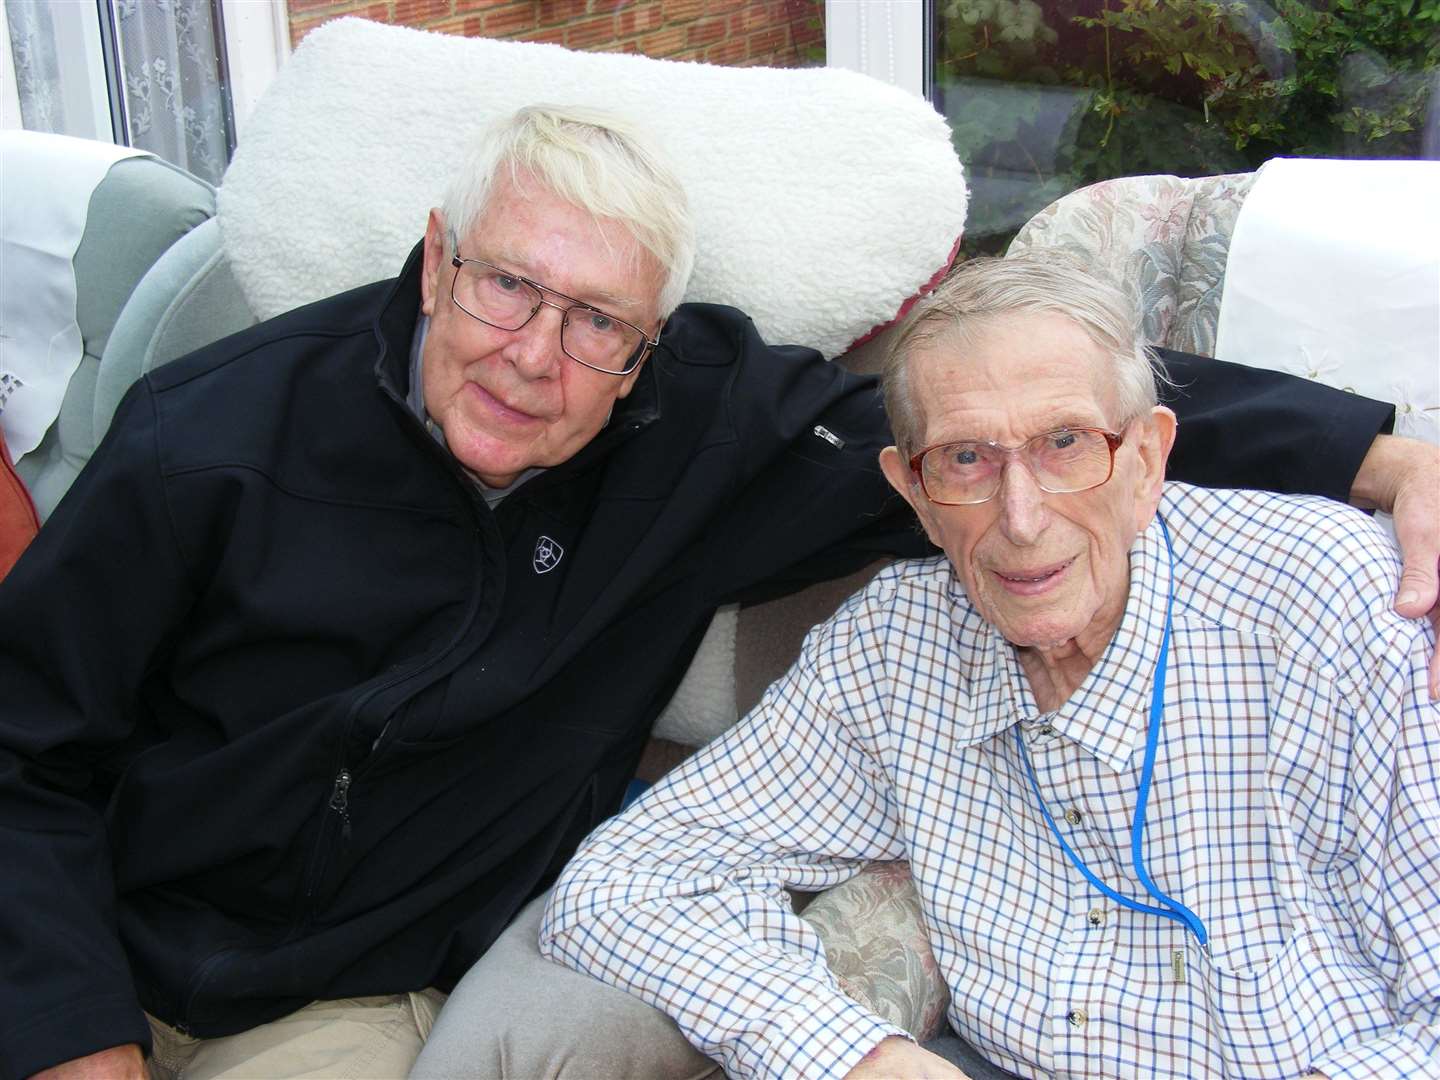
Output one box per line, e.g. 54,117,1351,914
1014,515,1209,950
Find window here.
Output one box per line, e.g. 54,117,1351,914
932,0,1440,253
2,0,287,182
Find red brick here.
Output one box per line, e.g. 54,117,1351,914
287,0,343,13
729,3,776,34
704,37,747,65
289,5,390,46
791,17,822,46
537,0,589,24
615,2,662,35
685,15,725,46
482,1,539,33
702,0,748,12
660,0,704,22
427,13,486,34
524,24,570,45
600,39,641,53
393,0,453,24
637,26,686,56
668,48,706,63
589,0,637,12
748,25,787,55
565,13,616,48
453,0,511,11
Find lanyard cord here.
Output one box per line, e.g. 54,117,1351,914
1014,514,1209,949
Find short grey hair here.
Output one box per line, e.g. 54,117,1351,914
881,253,1165,453
440,104,696,318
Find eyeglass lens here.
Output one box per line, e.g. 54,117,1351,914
452,261,644,373
921,429,1116,504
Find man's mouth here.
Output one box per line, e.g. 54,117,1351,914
472,383,542,425
992,558,1074,595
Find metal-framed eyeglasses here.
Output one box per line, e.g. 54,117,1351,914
908,425,1129,506
448,242,659,376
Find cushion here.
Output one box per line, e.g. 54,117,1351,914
218,17,967,359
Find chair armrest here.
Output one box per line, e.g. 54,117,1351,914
800,861,951,1041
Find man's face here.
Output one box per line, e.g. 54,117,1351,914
419,172,665,488
880,311,1174,651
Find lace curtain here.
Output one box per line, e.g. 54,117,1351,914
4,0,232,184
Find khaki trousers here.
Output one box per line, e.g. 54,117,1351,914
146,990,447,1080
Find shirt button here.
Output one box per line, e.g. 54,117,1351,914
1064,808,1083,826
1067,1008,1088,1028
1087,908,1104,926
1038,724,1055,736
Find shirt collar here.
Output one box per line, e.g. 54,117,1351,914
948,514,1172,773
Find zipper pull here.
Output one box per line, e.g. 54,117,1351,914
329,768,352,843
813,424,845,449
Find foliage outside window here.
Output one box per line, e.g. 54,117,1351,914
935,0,1440,253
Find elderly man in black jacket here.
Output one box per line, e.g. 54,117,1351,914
1,105,1436,1080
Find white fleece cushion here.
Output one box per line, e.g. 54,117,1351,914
218,17,966,358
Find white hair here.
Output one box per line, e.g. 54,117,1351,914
440,104,696,318
882,253,1166,452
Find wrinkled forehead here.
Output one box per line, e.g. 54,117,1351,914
909,312,1123,439
460,173,663,318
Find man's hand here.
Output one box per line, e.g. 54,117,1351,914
29,1044,146,1080
844,1036,971,1079
1350,434,1440,698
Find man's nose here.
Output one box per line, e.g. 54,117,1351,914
996,458,1048,545
505,300,567,379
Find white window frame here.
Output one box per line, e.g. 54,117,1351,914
0,0,290,144
0,0,111,137
824,0,929,100
221,0,289,142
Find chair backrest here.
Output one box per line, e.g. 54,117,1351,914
1007,172,1257,358
15,154,219,519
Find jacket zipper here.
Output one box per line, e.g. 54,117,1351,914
301,768,353,908
328,768,352,843
293,374,505,924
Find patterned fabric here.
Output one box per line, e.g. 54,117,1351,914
543,484,1439,1080
798,861,950,1041
1008,173,1255,357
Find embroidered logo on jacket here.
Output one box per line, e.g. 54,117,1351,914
533,535,564,574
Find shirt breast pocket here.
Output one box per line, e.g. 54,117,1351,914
1187,916,1392,1077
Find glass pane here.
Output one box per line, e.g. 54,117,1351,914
933,0,1440,255
114,0,234,184
4,0,113,142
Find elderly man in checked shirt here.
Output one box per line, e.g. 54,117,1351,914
540,253,1440,1080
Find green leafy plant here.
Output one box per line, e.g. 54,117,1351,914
937,0,1439,252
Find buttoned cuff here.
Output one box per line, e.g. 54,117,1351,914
742,992,907,1080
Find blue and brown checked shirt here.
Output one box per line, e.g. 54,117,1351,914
543,484,1440,1080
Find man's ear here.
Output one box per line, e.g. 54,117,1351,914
615,320,663,401
1132,405,1177,528
880,446,942,547
421,209,447,317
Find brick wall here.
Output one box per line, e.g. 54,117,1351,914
287,0,826,68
